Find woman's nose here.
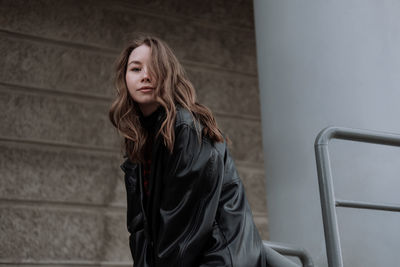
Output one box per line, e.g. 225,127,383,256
142,68,151,82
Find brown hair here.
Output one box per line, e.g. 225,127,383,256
109,35,224,163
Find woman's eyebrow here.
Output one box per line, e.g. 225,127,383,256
128,60,142,66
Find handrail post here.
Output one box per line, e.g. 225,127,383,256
315,142,343,267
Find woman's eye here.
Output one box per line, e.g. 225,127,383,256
131,68,141,72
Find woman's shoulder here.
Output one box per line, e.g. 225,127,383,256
174,105,226,155
175,105,199,129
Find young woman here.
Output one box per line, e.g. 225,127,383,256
109,35,268,267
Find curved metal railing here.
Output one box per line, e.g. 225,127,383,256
314,126,400,267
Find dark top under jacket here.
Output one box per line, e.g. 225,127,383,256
120,106,268,267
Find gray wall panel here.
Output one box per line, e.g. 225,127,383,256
0,207,130,262
218,117,264,164
238,168,269,214
1,35,259,118
130,0,255,29
0,0,257,73
0,142,123,206
0,88,118,148
0,85,264,169
0,35,114,97
188,69,260,118
0,0,267,265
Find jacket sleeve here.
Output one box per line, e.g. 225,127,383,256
121,162,149,266
154,123,225,267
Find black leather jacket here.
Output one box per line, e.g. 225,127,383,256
121,107,267,267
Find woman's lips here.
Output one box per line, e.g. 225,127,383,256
138,87,154,93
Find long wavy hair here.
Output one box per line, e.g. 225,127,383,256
109,35,224,163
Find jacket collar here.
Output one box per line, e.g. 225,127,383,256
120,157,138,175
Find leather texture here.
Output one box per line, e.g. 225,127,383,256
121,106,268,267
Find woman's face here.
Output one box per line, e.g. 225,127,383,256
125,44,159,116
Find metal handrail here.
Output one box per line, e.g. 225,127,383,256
314,126,400,267
263,241,314,267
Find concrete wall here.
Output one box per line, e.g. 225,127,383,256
254,0,400,266
0,0,267,265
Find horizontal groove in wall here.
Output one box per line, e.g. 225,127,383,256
0,135,263,169
0,29,118,56
0,28,257,77
0,199,267,218
134,7,254,33
0,260,131,267
0,199,266,235
235,161,265,171
109,0,255,33
253,212,269,219
0,81,261,121
0,136,120,155
0,137,122,158
214,111,260,122
184,59,257,77
0,81,112,104
0,198,125,214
